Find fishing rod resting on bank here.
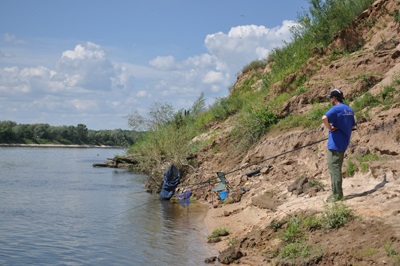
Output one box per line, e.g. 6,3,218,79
221,137,328,178
182,137,329,192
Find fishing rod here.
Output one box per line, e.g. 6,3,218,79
175,137,330,192
242,128,358,177
94,137,330,221
222,137,329,177
176,176,220,192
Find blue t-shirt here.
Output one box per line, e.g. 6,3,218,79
325,103,356,152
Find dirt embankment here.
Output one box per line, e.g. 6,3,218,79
177,0,400,264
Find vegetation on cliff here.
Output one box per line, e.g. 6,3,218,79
126,0,378,183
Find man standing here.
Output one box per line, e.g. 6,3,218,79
322,89,356,202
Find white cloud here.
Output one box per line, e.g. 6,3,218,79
136,90,151,97
61,42,105,60
69,99,99,112
139,21,296,109
3,33,26,44
202,71,225,84
149,55,176,70
204,21,296,74
0,21,296,129
58,42,115,91
0,50,14,58
161,85,198,97
20,66,55,79
0,67,30,94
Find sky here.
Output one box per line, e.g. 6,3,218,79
0,0,309,130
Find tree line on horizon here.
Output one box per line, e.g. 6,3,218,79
0,120,140,147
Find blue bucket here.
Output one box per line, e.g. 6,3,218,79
219,190,229,200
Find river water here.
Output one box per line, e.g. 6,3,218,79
0,147,217,265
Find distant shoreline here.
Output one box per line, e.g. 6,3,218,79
0,143,121,149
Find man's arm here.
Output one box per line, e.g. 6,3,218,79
322,115,336,132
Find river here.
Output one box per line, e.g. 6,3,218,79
0,147,217,265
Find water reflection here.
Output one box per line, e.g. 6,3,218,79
0,148,216,266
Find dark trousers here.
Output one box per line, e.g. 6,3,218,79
327,149,344,197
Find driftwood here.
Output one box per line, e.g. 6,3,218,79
93,156,137,168
92,163,109,167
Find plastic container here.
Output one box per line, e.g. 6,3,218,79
219,190,230,200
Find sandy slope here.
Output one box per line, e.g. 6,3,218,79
181,0,400,263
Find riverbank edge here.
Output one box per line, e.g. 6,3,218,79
0,143,120,148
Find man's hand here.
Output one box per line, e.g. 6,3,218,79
322,115,336,132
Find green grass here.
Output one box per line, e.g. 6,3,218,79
307,179,325,191
230,106,278,151
241,59,268,73
384,240,399,257
280,217,304,243
346,160,358,177
352,75,399,115
275,103,330,130
276,242,323,265
345,153,381,174
320,202,354,229
208,227,229,239
351,247,379,259
357,153,379,162
352,92,381,112
270,203,354,263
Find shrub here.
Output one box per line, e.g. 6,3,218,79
301,215,322,231
320,202,354,229
279,242,310,260
208,95,243,121
380,85,397,101
346,160,358,176
394,9,400,24
208,227,229,239
361,163,369,173
280,217,303,243
275,103,330,130
357,153,379,163
352,92,381,112
241,59,267,73
307,179,325,191
271,204,353,264
277,242,323,265
384,239,399,257
231,106,277,151
269,219,285,231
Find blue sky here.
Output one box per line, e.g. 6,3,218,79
0,0,309,130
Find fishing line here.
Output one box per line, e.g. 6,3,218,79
223,137,329,176
91,138,331,222
175,137,330,192
95,197,160,223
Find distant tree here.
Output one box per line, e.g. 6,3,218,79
0,121,17,142
190,92,206,116
76,124,88,143
128,101,175,131
0,120,136,146
33,123,50,140
127,110,147,132
148,101,175,130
